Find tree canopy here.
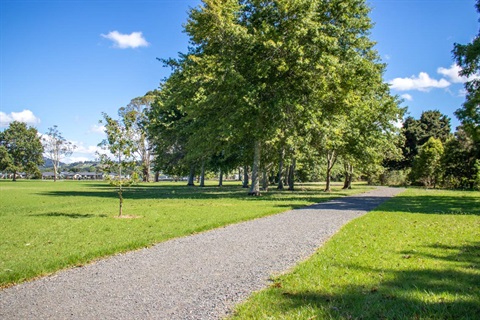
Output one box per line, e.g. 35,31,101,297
453,0,480,146
147,0,403,194
0,121,44,181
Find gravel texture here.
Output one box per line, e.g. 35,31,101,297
0,186,404,319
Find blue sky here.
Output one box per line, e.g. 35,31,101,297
0,0,478,163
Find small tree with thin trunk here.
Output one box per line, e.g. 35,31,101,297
98,113,139,217
42,125,76,182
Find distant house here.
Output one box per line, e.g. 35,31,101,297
77,172,104,180
157,174,173,181
42,172,57,179
45,172,105,180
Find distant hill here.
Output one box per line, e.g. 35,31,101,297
41,157,65,168
40,158,100,172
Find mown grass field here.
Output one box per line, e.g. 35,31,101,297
0,179,373,287
231,188,480,319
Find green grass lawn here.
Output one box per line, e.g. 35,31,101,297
0,179,373,287
231,188,480,319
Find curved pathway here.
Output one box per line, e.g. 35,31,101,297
0,187,404,319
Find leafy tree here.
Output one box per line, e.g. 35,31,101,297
401,110,451,168
453,0,480,145
42,125,76,182
0,121,44,181
147,0,402,195
98,113,140,217
146,71,196,182
442,126,478,189
181,0,399,194
0,146,13,173
411,137,444,188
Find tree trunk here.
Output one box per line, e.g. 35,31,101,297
12,171,17,182
200,161,205,187
248,140,261,196
53,161,58,182
347,165,353,189
118,189,123,217
262,169,268,191
342,163,353,189
325,150,337,192
288,158,296,191
154,171,159,182
242,165,249,188
325,167,332,192
187,165,195,186
238,167,242,181
284,165,289,187
142,165,150,182
218,169,223,187
277,147,284,190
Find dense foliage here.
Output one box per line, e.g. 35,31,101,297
146,0,403,194
453,0,480,147
0,121,44,181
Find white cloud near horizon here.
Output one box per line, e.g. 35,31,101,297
0,109,41,128
61,143,106,164
74,143,103,156
101,31,149,49
401,93,413,101
437,64,480,84
389,72,450,92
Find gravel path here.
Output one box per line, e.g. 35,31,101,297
0,187,404,319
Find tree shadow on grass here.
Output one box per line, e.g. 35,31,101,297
37,183,362,207
305,195,398,213
377,192,480,216
29,212,108,219
267,242,480,319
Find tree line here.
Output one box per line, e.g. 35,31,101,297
384,110,479,189
144,0,402,195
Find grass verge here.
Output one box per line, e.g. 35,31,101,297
231,188,480,319
0,180,373,287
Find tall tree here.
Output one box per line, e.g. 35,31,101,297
0,121,44,181
119,92,157,182
453,0,480,146
149,0,401,195
42,125,76,182
182,0,395,194
147,70,198,182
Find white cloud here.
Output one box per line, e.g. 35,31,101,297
437,64,480,84
59,142,109,163
0,109,41,128
389,72,450,92
101,31,149,49
74,143,103,156
401,93,413,101
89,124,106,134
458,88,468,97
